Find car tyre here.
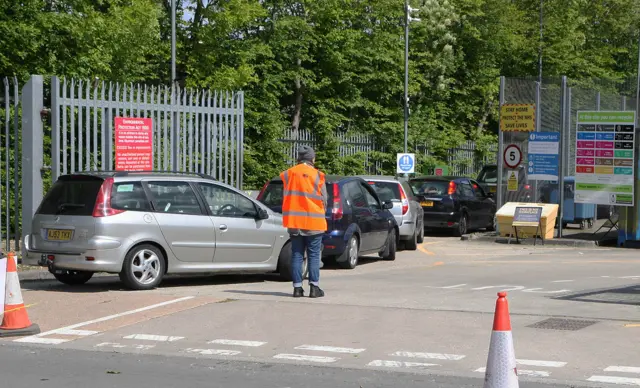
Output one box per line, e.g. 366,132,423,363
381,229,397,261
454,213,468,237
119,244,166,291
404,227,418,251
278,242,309,281
338,235,359,269
487,215,497,232
416,221,425,243
52,270,93,286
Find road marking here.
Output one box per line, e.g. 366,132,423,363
605,366,640,374
428,284,466,289
475,367,549,377
123,334,184,342
95,342,155,350
273,354,338,363
208,339,266,347
55,329,99,336
368,360,439,369
521,288,572,294
624,324,640,328
14,296,195,344
423,241,444,246
587,376,640,385
184,348,242,356
517,359,567,368
552,280,574,283
418,244,434,255
391,351,465,361
295,345,365,354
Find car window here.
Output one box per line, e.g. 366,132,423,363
366,181,401,202
459,181,475,197
37,177,104,216
260,182,283,207
198,182,257,218
410,180,449,196
146,181,203,215
345,181,367,208
361,183,381,208
470,180,487,199
477,166,497,183
111,182,151,211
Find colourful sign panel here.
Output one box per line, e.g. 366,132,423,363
574,111,636,206
115,117,153,171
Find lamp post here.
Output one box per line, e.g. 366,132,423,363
403,0,420,155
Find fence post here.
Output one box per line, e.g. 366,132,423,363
558,76,567,238
497,76,505,210
51,76,61,182
21,75,44,258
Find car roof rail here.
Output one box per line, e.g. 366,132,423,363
73,170,216,180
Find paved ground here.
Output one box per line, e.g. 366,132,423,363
4,234,640,387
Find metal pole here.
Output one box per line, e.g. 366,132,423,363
170,0,179,171
403,0,409,155
558,76,567,238
171,0,176,84
497,77,506,210
538,0,543,84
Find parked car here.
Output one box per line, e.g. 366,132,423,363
357,175,424,250
476,164,533,203
257,175,398,269
23,171,303,290
409,176,497,236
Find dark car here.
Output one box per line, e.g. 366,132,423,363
476,164,533,203
409,176,497,237
257,175,398,269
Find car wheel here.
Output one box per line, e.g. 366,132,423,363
487,215,497,232
278,242,309,281
119,244,166,291
416,221,425,243
338,235,359,269
52,270,93,286
381,229,397,261
454,213,468,237
404,227,418,251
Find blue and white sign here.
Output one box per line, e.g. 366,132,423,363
397,153,415,174
527,132,559,181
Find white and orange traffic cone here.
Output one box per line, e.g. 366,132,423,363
0,252,40,337
483,292,519,388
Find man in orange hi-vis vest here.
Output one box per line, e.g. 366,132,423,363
280,146,328,298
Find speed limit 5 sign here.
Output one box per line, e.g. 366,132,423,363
503,144,522,169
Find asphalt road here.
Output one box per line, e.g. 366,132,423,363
0,344,573,388
4,234,640,387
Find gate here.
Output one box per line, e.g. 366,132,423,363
3,75,244,257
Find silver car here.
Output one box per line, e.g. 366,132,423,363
23,171,305,290
359,175,424,250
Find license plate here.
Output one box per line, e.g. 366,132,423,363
421,201,434,207
490,186,497,193
46,229,73,241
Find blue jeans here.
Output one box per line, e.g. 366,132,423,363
291,234,322,288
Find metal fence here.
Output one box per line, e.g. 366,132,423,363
419,140,498,177
2,75,244,256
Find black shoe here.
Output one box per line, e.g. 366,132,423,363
309,285,325,298
293,287,304,298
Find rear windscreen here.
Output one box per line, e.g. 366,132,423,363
259,181,332,207
477,167,497,183
410,180,450,196
37,178,103,215
367,181,401,202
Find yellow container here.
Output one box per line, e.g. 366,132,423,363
496,202,559,239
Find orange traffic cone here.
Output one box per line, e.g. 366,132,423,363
483,292,519,388
0,252,40,337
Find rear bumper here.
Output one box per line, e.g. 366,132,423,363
399,221,416,239
321,231,348,259
23,234,127,273
423,211,460,229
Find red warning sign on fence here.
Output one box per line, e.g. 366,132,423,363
115,117,153,171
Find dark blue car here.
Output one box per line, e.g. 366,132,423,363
257,175,398,269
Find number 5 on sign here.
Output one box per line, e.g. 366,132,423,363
503,144,522,169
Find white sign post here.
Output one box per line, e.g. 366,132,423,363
397,153,415,174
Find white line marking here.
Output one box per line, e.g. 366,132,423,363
55,329,99,336
295,345,365,354
440,284,467,289
475,368,550,377
124,334,184,342
368,360,438,369
273,354,338,363
391,351,465,361
14,337,68,345
95,342,155,350
552,280,574,283
605,366,640,374
587,376,640,385
184,348,242,356
517,359,567,368
208,339,266,347
14,296,194,343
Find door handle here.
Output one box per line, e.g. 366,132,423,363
219,224,228,231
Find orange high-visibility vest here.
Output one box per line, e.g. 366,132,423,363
280,163,327,231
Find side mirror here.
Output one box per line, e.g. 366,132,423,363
256,208,269,220
383,201,394,210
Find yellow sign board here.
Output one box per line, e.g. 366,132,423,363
507,170,518,192
500,104,536,132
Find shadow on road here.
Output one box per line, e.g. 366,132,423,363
223,290,292,298
553,283,640,306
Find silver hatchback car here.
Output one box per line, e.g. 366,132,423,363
23,171,303,290
358,176,424,250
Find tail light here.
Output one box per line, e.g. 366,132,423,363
399,184,409,215
448,181,457,195
331,183,343,220
256,180,269,201
524,184,531,190
92,177,125,217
